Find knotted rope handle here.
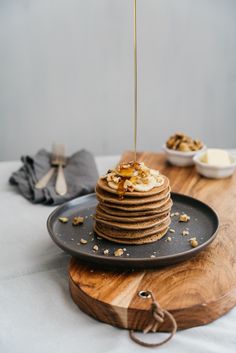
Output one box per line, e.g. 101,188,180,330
129,291,177,347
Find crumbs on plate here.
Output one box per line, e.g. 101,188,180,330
58,217,69,223
179,214,190,222
72,216,84,226
114,248,124,257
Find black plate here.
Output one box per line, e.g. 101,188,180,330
47,193,219,268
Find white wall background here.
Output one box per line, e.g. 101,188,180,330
0,0,236,161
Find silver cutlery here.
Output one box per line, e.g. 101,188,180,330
35,144,67,195
54,144,67,196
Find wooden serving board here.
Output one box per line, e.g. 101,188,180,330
69,151,236,331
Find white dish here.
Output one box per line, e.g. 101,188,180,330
193,151,236,178
163,144,206,167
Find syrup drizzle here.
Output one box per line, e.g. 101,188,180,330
117,162,140,198
134,0,138,162
118,1,138,198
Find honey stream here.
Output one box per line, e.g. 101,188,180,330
117,1,138,197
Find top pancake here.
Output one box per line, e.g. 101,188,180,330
97,175,169,198
96,185,170,205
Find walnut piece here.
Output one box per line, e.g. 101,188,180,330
114,248,124,257
189,238,198,248
166,133,203,152
179,214,190,222
58,217,69,223
72,216,84,226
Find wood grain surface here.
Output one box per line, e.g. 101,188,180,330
69,151,236,331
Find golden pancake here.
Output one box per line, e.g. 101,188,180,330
95,213,169,230
94,218,170,239
95,185,170,205
94,224,169,245
100,194,170,212
96,205,168,223
98,199,173,217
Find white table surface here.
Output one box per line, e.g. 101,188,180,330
0,155,236,353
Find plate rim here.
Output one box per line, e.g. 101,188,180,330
47,192,219,266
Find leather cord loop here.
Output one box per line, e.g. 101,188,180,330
129,291,177,347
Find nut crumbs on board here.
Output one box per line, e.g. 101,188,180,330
93,245,99,251
80,238,88,244
103,249,109,255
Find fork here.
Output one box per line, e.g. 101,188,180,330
35,144,67,195
54,144,67,196
35,145,57,190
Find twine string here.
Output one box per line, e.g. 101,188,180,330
129,291,177,347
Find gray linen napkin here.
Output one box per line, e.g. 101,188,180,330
9,149,98,205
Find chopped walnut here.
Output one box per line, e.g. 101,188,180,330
93,245,99,251
103,249,109,255
169,228,175,233
114,248,124,257
112,176,121,184
58,217,69,223
80,238,87,244
123,179,135,192
182,229,190,236
189,238,198,248
179,214,190,222
166,133,203,152
167,237,172,242
72,216,84,226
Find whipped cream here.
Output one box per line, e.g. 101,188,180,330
101,161,164,193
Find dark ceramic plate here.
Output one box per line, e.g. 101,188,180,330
47,193,219,269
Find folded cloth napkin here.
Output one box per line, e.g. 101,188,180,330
9,149,99,205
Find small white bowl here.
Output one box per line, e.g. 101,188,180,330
193,151,236,179
163,144,206,167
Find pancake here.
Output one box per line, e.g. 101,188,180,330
94,224,169,245
94,162,172,245
95,185,170,205
98,199,173,217
95,218,171,240
100,194,170,212
95,213,170,230
96,206,168,223
97,176,169,198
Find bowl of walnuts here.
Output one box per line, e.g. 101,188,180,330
163,132,205,166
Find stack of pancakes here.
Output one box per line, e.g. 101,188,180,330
94,175,172,245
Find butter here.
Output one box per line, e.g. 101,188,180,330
205,149,231,167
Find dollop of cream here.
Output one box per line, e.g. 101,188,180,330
101,161,164,192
